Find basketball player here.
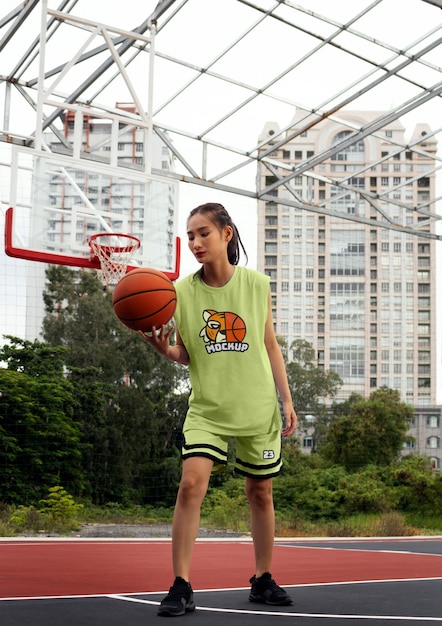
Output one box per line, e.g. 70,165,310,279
139,202,297,616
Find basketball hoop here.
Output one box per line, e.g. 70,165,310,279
89,232,140,286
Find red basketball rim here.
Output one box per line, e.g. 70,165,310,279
89,233,140,260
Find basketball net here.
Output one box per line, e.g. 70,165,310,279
89,233,140,286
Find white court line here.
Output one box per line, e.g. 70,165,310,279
2,576,442,602
2,540,441,560
0,540,171,546
278,544,442,558
107,593,442,621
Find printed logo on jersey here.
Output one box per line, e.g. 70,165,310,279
199,309,249,354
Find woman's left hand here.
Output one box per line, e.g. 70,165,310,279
282,401,297,437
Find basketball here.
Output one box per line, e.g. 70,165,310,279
223,312,246,342
112,268,177,332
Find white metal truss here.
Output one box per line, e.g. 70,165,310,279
0,0,441,238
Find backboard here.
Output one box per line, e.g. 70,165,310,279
4,145,180,281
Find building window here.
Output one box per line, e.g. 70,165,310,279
427,437,440,449
265,243,277,253
265,229,277,239
427,416,440,428
430,457,440,470
329,337,365,383
332,131,365,161
330,230,365,276
418,378,431,388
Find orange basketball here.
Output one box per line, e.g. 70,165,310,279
112,268,177,332
223,312,246,342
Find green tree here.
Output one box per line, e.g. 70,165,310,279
0,335,67,377
320,387,412,470
0,342,84,503
285,339,342,450
41,265,188,504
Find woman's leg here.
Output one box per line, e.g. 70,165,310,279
245,477,275,577
172,456,213,581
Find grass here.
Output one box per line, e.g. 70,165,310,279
1,499,442,538
275,511,442,537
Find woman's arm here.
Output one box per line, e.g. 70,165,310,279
264,293,297,436
138,325,190,366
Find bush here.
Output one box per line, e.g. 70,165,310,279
9,505,42,533
39,486,83,532
370,512,418,537
387,456,442,515
201,485,249,532
335,465,398,515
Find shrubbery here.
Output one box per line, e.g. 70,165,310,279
1,486,83,535
2,455,442,537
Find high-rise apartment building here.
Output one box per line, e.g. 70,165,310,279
46,103,176,273
1,103,177,340
257,111,438,409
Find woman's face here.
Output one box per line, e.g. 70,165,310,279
187,212,232,265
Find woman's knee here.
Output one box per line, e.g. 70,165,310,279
177,459,212,503
246,478,273,507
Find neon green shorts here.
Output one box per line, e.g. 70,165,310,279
182,428,282,479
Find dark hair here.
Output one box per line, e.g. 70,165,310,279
188,203,248,269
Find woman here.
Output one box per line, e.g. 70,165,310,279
140,202,297,617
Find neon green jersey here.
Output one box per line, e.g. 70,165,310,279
174,266,281,436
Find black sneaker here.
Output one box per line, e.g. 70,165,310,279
249,572,293,606
158,576,195,617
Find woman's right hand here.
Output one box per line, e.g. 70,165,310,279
138,325,190,365
138,324,174,359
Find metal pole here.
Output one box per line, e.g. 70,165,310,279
35,0,48,151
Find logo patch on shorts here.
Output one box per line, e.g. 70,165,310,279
263,449,275,460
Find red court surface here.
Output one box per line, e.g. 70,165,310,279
1,537,442,625
1,537,442,598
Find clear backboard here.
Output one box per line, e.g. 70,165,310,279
5,146,180,281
